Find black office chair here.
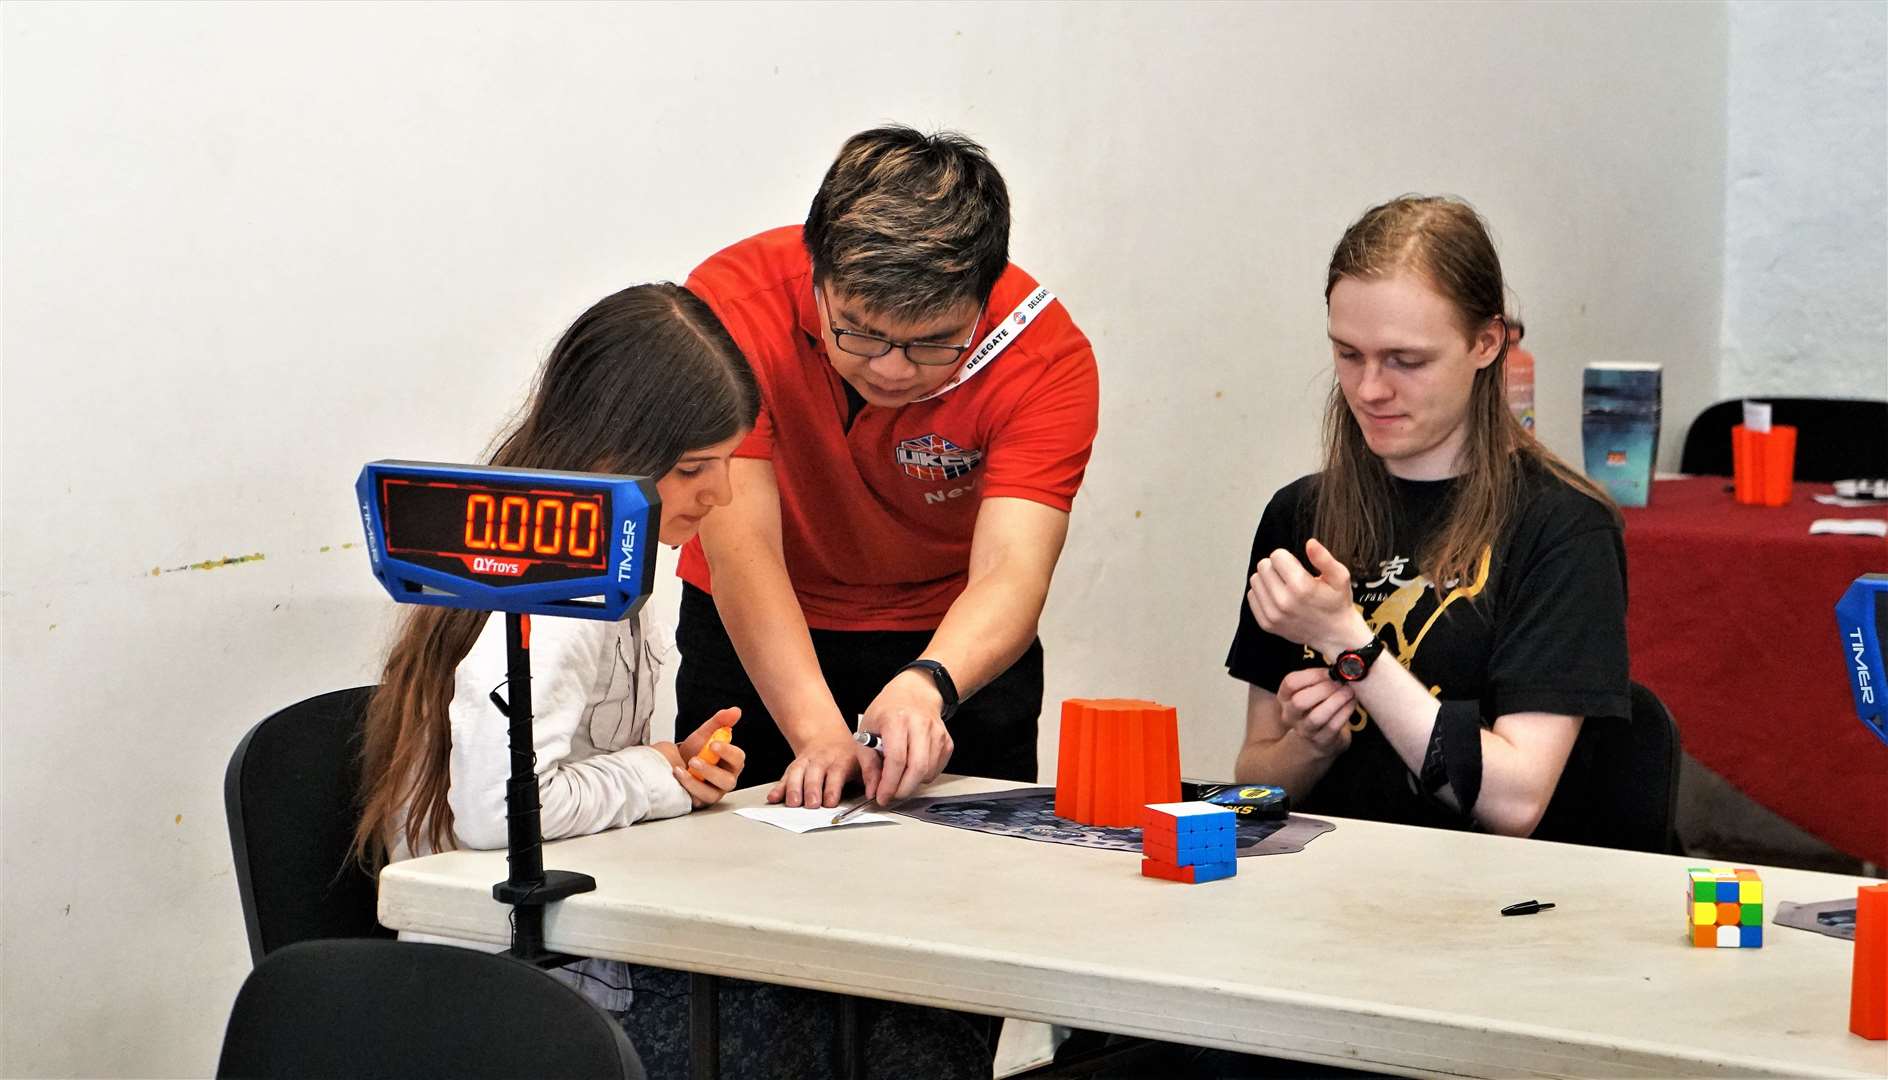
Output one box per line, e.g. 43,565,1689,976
1559,682,1682,855
1679,397,1888,482
225,686,393,963
215,938,645,1079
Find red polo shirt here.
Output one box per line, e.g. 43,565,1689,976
678,226,1100,631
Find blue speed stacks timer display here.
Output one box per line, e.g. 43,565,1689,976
1838,574,1888,749
356,460,659,621
355,459,662,968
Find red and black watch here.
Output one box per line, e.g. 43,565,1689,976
1328,639,1386,683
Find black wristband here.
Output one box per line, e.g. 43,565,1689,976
1423,699,1485,816
899,659,959,723
1419,725,1448,792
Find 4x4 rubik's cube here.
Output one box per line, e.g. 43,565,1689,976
1688,866,1763,948
1140,802,1237,884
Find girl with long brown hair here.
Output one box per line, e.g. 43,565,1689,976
1226,196,1630,842
353,282,992,1080
354,282,757,872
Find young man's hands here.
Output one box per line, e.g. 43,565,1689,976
1247,539,1373,661
1273,668,1357,757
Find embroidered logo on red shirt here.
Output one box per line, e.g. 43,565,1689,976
895,433,985,481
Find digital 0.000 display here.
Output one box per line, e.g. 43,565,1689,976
380,479,607,582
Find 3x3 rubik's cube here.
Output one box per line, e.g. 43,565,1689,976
1688,866,1763,948
1140,801,1237,884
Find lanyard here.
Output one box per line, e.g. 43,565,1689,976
911,284,1056,403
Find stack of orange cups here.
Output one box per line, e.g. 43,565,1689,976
1854,883,1888,1040
1055,698,1181,827
1731,423,1797,506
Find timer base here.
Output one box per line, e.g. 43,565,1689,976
492,868,597,906
490,612,599,970
493,869,598,970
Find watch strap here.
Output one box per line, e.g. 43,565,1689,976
899,659,959,722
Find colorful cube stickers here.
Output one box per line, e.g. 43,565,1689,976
1140,802,1236,885
1688,867,1762,948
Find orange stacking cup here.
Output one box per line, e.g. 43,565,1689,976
1854,883,1888,1040
1731,425,1755,502
1731,423,1797,507
1055,698,1181,826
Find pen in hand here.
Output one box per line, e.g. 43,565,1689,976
831,729,885,824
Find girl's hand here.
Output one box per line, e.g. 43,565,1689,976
1247,538,1371,660
671,708,745,808
1275,667,1357,757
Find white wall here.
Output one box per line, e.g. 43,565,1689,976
1719,0,1888,401
2,2,1730,1076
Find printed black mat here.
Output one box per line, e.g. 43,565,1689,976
894,786,1334,856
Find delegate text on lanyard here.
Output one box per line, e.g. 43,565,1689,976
912,284,1056,403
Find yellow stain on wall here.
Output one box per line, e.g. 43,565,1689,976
186,553,265,572
158,553,267,575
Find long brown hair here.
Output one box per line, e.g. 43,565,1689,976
1313,196,1616,587
351,283,758,867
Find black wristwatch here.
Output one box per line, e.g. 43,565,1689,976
1328,640,1386,683
899,659,960,722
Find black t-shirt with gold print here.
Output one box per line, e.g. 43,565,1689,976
1225,462,1630,842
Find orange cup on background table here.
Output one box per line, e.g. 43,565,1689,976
1855,883,1888,1040
1731,423,1796,506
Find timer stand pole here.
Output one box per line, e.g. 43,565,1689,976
489,611,596,969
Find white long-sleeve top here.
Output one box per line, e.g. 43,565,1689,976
387,609,686,1012
442,608,691,851
386,607,691,861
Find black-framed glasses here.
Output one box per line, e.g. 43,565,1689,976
819,288,983,367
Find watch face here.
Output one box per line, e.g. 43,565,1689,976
1336,654,1367,681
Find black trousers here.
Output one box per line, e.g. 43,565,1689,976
674,583,1042,788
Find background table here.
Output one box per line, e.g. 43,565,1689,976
1622,476,1888,865
380,777,1886,1079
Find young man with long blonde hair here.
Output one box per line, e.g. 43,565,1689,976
1230,196,1628,842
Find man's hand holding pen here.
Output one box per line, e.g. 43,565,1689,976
860,666,955,804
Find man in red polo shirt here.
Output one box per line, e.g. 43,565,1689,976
676,125,1100,810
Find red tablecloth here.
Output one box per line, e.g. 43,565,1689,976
1623,477,1888,864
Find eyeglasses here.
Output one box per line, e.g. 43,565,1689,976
819,288,982,367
